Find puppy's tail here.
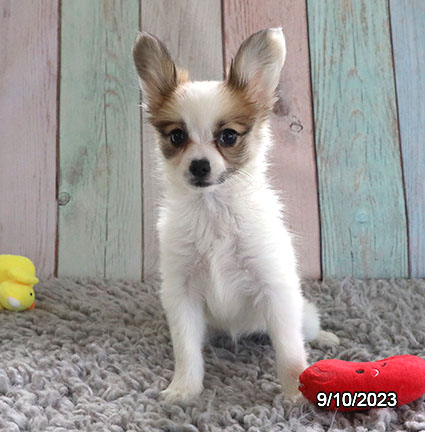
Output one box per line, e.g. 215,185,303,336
302,300,339,347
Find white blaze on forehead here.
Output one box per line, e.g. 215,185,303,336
173,81,229,143
168,80,232,181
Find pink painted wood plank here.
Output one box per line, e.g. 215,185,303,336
0,0,58,278
222,0,321,279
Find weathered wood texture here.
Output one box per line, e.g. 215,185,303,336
307,0,408,278
390,0,425,277
59,0,142,278
2,1,423,280
222,0,321,279
0,0,58,278
140,0,223,279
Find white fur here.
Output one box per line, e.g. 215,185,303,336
157,105,339,402
136,28,339,404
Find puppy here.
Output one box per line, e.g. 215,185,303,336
133,28,338,403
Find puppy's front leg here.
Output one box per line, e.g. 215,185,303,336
160,282,205,404
265,289,308,400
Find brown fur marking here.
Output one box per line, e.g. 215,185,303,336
214,84,268,170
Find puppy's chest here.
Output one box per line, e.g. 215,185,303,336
182,204,260,324
183,200,240,263
186,212,234,277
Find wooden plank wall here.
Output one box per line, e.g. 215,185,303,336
222,0,321,279
390,0,425,278
59,0,142,278
307,0,408,278
0,1,58,278
1,0,424,280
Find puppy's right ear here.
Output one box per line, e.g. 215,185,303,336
226,28,286,109
133,32,179,110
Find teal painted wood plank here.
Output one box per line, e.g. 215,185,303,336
390,0,425,277
0,0,58,278
307,0,408,278
59,0,142,278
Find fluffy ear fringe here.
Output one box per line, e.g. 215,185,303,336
226,28,286,106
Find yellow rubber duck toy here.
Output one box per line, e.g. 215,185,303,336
0,255,38,311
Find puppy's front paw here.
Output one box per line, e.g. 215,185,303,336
280,377,302,402
160,381,203,404
278,362,307,402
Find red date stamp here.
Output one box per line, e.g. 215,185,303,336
316,391,398,408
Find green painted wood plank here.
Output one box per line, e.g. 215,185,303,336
0,0,58,278
59,0,142,278
307,0,408,278
390,0,425,277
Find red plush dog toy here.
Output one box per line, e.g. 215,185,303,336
299,355,425,411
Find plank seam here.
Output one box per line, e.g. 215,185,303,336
103,30,110,279
304,0,323,280
140,0,145,281
388,0,411,277
55,0,62,277
220,0,226,80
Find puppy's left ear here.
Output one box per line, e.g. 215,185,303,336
226,28,286,106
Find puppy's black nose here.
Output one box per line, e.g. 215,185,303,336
189,159,210,178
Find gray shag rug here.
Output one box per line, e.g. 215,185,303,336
0,278,425,432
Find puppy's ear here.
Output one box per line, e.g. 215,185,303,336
133,32,185,110
226,28,286,106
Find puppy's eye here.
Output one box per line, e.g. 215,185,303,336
170,129,187,147
219,129,238,147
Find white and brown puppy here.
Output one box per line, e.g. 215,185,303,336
133,28,338,403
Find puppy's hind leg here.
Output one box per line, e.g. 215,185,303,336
302,300,339,347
